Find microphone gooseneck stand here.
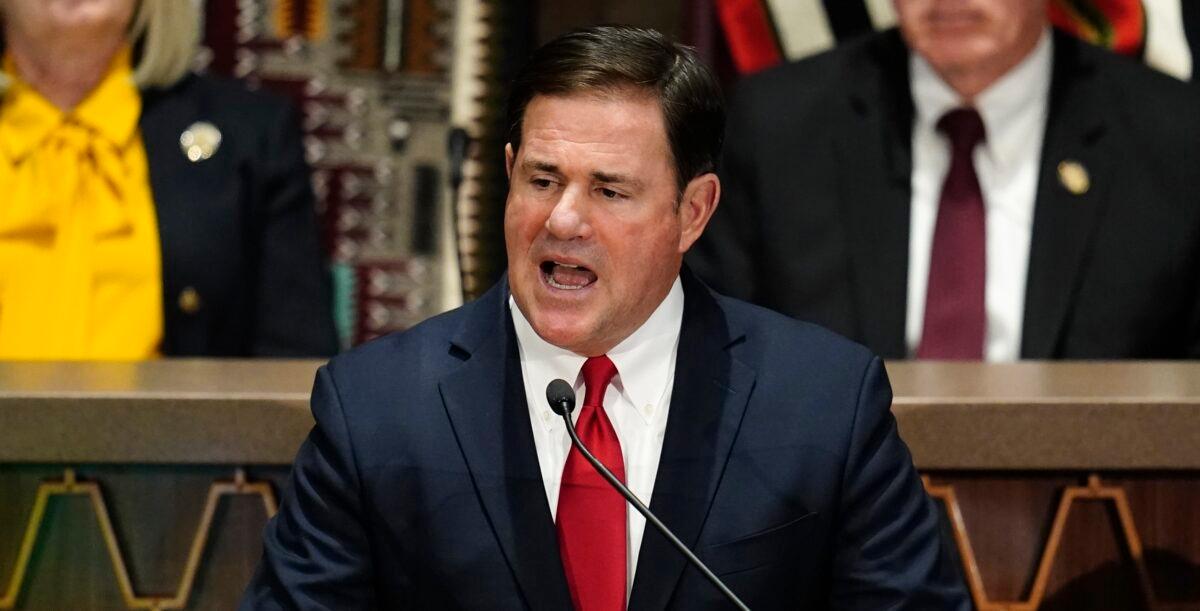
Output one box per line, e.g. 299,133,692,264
546,379,751,611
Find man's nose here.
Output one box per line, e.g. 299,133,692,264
545,186,591,240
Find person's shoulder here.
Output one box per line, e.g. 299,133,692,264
1067,33,1188,87
151,72,300,130
1058,32,1200,124
706,291,884,436
1059,34,1200,170
734,29,902,102
323,302,473,388
189,72,294,110
726,29,905,137
714,291,877,375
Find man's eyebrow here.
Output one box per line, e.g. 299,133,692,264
591,171,643,189
520,159,560,174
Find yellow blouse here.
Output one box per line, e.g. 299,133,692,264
0,47,162,360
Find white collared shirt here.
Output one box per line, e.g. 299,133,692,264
906,29,1052,361
510,277,683,594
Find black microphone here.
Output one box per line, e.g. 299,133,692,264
545,379,751,611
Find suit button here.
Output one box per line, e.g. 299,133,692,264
178,287,202,314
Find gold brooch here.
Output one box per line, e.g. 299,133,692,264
178,286,202,314
1057,159,1089,196
180,122,223,162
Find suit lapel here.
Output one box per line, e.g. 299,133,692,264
439,281,573,610
139,77,223,354
628,271,755,611
1021,33,1114,358
139,78,199,296
836,31,914,358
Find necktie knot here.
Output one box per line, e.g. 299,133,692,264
581,355,618,408
937,107,986,154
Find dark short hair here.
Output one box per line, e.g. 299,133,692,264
505,25,725,192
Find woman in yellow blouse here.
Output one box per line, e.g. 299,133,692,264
0,0,337,359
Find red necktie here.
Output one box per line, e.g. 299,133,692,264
557,355,626,611
918,108,987,360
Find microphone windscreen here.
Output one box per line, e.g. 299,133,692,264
545,379,575,416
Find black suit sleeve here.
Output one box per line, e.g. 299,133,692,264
687,84,762,302
829,357,971,610
241,366,379,609
251,102,339,357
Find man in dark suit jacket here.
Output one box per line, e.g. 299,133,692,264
242,25,968,610
689,0,1200,360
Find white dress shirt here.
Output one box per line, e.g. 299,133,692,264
906,29,1052,361
510,277,683,595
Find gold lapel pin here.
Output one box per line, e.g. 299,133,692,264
180,121,222,162
1057,159,1089,195
178,286,202,314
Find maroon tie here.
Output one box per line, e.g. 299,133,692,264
917,108,987,360
557,355,626,611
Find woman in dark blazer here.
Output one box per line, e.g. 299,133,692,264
0,0,337,358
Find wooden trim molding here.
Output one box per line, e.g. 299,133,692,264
0,469,277,611
922,474,1194,611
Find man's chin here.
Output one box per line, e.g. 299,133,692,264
921,39,994,71
526,311,604,355
532,322,586,350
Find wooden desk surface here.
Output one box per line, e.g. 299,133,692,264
0,360,1197,468
0,359,319,398
0,360,319,465
887,361,1200,470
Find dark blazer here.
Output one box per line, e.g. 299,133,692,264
139,73,337,356
689,29,1200,359
241,271,969,609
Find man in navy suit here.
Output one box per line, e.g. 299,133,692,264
689,0,1200,360
242,25,969,610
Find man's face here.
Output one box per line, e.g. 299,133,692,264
504,91,716,356
894,0,1046,83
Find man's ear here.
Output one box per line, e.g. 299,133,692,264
505,143,515,179
677,172,720,253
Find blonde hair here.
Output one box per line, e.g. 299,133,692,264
0,0,201,93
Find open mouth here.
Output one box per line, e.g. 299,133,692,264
540,260,598,290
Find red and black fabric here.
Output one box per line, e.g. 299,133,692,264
714,0,783,74
1049,0,1147,56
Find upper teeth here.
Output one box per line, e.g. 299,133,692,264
556,262,580,269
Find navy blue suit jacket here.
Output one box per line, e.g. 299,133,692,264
242,271,969,609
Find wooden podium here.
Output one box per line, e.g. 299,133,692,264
890,362,1200,610
1,360,1198,609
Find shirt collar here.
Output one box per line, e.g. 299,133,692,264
910,28,1053,169
0,45,141,162
511,277,684,423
